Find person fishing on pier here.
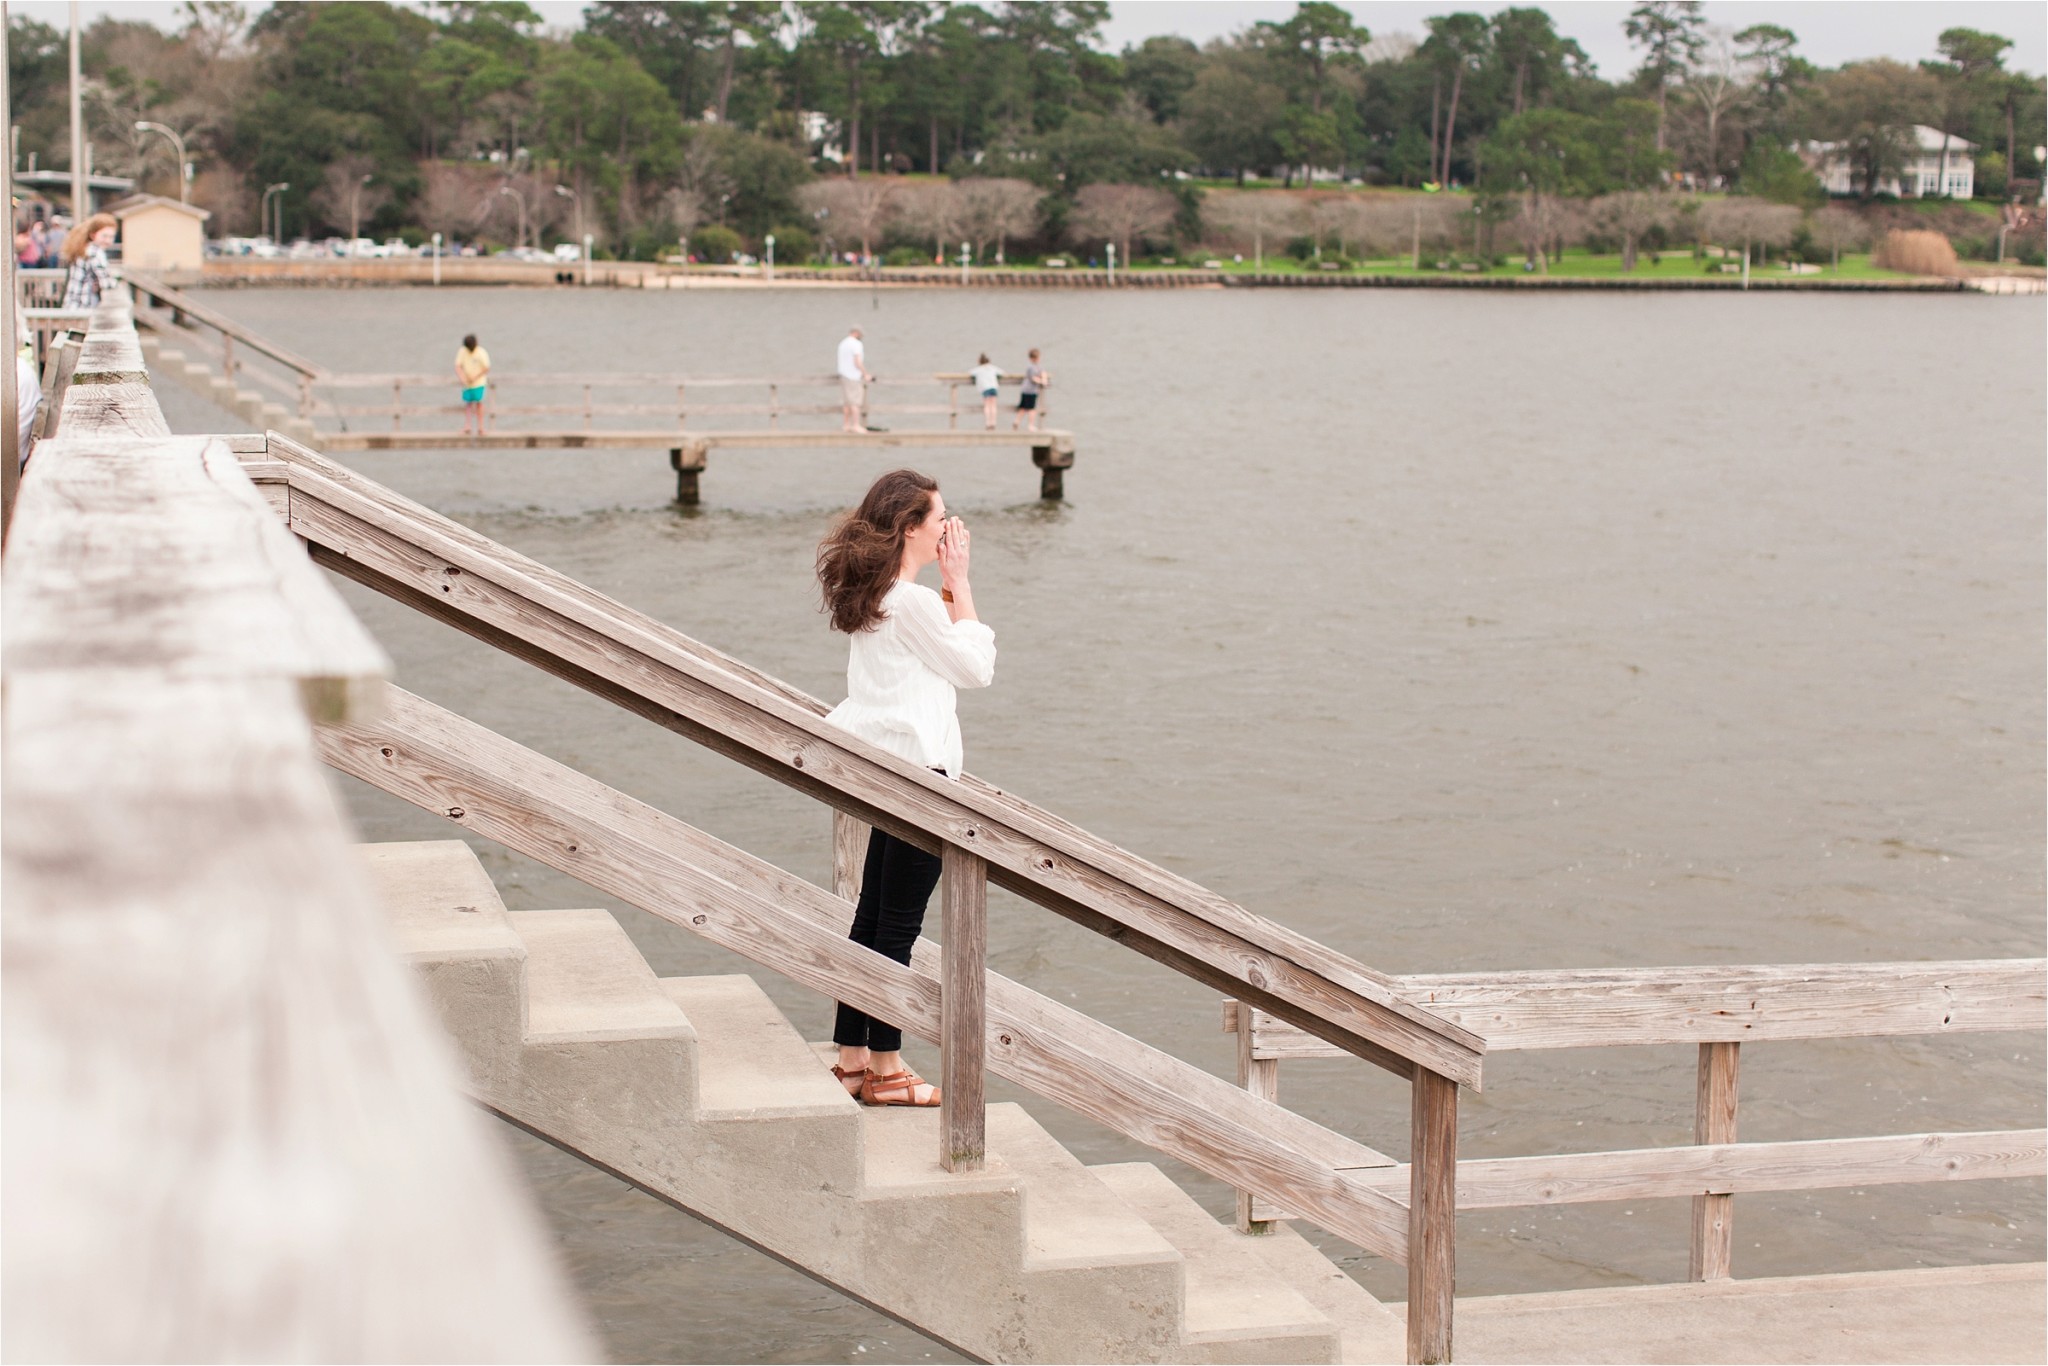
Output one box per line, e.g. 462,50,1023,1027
817,469,995,1108
456,333,491,437
837,326,872,433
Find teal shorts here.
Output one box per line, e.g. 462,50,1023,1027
461,384,486,404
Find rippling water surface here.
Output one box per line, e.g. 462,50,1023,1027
168,284,2046,1363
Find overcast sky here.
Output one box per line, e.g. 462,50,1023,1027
14,1,2047,78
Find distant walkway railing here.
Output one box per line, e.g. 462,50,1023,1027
123,268,1075,503
311,368,1047,436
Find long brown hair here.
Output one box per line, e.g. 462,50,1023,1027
60,213,116,264
817,469,937,634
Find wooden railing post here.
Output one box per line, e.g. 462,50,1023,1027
1234,1009,1280,1232
940,840,987,1172
1690,1041,1740,1281
1408,1068,1458,1366
221,332,237,382
391,378,403,433
831,810,868,903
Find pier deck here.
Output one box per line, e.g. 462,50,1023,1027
1445,1262,2045,1364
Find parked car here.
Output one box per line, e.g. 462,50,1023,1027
552,241,581,263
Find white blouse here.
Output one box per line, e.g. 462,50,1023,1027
825,580,996,778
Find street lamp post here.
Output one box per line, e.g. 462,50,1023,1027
348,173,372,254
764,232,775,281
959,239,970,286
431,230,442,286
553,184,580,283
496,184,528,250
262,181,289,249
1106,241,1116,283
132,120,189,202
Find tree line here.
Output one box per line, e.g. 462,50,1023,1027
7,0,2043,264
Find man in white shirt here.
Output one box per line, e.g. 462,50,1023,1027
837,326,871,432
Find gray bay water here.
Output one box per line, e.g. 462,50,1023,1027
169,285,2046,1363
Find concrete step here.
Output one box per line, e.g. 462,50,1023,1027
365,839,1363,1364
360,839,526,1091
503,909,696,1162
1234,1222,1406,1364
1093,1162,1341,1365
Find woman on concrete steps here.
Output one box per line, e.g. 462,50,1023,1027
816,469,996,1108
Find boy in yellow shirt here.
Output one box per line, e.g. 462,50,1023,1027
456,334,490,436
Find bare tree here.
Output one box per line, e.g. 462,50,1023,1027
1309,196,1364,259
1676,26,1753,188
895,181,963,262
310,156,390,242
1592,191,1669,270
798,177,897,262
1069,183,1179,264
1359,195,1463,267
1808,206,1869,271
956,179,1042,263
1202,192,1304,268
1701,196,1800,265
189,168,255,235
663,187,706,258
1514,192,1583,272
416,163,490,245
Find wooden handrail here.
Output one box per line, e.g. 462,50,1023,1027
125,270,325,382
257,431,1486,1088
302,677,1416,1258
1224,961,2047,1051
1223,969,2044,1306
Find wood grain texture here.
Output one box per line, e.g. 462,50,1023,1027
319,684,1414,1260
1691,1043,1740,1281
3,670,591,1362
5,434,387,722
1235,1014,1285,1231
1229,956,2047,1054
1408,1071,1459,1366
3,306,589,1359
258,435,1485,1088
1348,1130,2048,1209
941,845,988,1172
833,810,869,903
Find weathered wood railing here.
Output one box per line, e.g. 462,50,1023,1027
0,291,591,1358
17,265,68,305
1224,959,2045,1281
308,369,1042,436
243,427,1484,1362
126,269,326,419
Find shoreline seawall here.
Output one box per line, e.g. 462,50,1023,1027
167,258,2043,293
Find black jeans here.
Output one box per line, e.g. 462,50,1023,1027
832,828,942,1053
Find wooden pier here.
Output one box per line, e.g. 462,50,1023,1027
125,271,1080,505
7,287,2042,1365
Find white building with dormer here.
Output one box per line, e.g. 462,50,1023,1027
1814,124,1975,199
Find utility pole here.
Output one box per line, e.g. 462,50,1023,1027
4,0,20,544
68,0,84,221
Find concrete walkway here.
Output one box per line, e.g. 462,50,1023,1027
1442,1262,2045,1364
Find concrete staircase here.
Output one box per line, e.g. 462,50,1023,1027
364,839,1407,1364
134,329,318,442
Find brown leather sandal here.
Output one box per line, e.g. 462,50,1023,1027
830,1064,868,1099
860,1070,941,1107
